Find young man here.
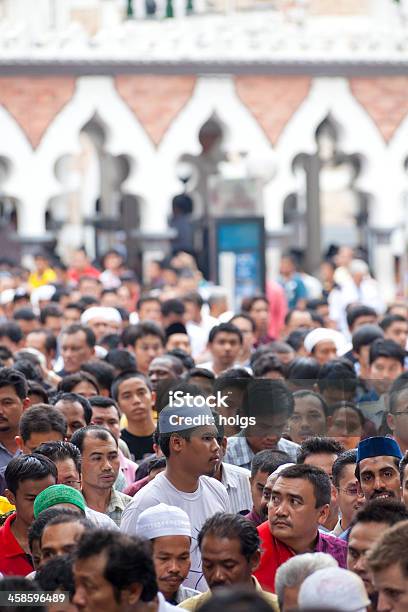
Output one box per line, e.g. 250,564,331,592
120,402,229,592
59,324,96,375
40,511,92,566
331,449,364,537
15,404,67,454
0,368,29,470
52,393,92,442
71,426,131,527
379,313,408,350
347,499,408,604
89,395,138,487
136,295,162,325
179,513,279,611
303,328,347,366
224,379,299,470
287,390,328,444
73,529,177,611
135,503,199,604
355,436,402,502
123,322,165,375
229,314,256,367
112,372,156,461
387,381,408,454
0,453,57,575
148,356,183,392
254,464,347,592
367,520,408,612
297,437,345,532
351,323,384,379
198,323,242,376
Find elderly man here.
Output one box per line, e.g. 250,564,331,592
303,328,349,365
80,307,122,342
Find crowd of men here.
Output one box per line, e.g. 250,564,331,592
0,245,408,611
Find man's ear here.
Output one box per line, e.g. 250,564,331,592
22,398,31,411
4,488,16,507
221,436,228,454
249,550,261,574
317,504,330,526
170,433,186,454
122,582,143,606
15,436,24,452
387,413,396,433
151,390,157,406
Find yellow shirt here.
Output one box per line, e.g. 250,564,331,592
28,268,57,289
177,577,279,611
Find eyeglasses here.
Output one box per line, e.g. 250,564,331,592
337,487,364,498
393,412,408,418
59,480,81,488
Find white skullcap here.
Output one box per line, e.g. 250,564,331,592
271,463,295,478
0,289,14,305
30,285,56,307
135,503,191,540
304,328,348,356
350,259,369,276
81,307,122,325
299,567,370,611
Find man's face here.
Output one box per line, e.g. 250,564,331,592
288,396,326,444
133,334,164,375
269,477,329,548
175,426,220,478
335,463,364,527
249,300,269,332
201,534,258,589
91,406,120,441
312,341,337,365
328,406,363,451
209,332,241,370
26,331,47,355
246,411,288,454
78,279,101,299
152,535,191,600
138,301,162,324
373,562,408,612
55,400,86,442
87,318,120,342
7,475,56,527
117,377,153,423
250,470,270,517
358,456,401,501
41,521,85,566
385,321,408,349
0,385,25,435
370,358,403,393
18,431,64,454
287,311,313,334
81,434,119,491
74,553,126,612
18,319,38,336
63,308,82,327
387,388,408,446
148,358,178,391
351,315,377,332
348,521,388,595
45,316,63,337
55,458,81,490
166,333,191,355
61,331,94,374
230,318,255,357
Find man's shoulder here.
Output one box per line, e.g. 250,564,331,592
177,591,210,610
199,475,228,499
222,462,251,478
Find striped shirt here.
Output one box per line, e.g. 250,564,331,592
224,432,299,471
221,463,252,514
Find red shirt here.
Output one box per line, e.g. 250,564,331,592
254,520,295,593
0,514,33,576
68,266,100,283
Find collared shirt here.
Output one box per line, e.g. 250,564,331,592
224,432,299,471
220,462,252,515
106,488,132,527
0,514,34,576
167,585,199,605
119,450,138,488
0,443,21,471
178,576,279,611
244,508,263,527
330,517,346,538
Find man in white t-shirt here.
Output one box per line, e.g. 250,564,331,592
120,402,230,592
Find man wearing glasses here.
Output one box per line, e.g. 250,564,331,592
331,449,364,538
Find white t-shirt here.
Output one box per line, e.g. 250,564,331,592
120,471,230,592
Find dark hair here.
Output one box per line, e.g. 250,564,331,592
208,323,242,345
349,498,408,531
81,361,115,394
352,324,384,353
379,314,407,332
269,341,295,356
99,334,121,351
229,313,256,333
71,425,117,453
284,308,308,326
36,554,75,599
241,379,294,418
332,449,357,488
19,404,67,442
330,401,365,427
285,329,309,352
0,578,46,612
186,368,215,381
13,359,43,384
252,354,285,378
369,338,406,366
105,349,137,374
57,371,100,395
166,348,195,370
198,513,260,561
0,367,28,399
136,295,161,311
276,463,331,507
13,308,38,322
182,291,204,309
40,305,63,325
297,437,345,464
347,305,377,330
5,453,57,495
28,507,64,554
64,302,85,315
44,511,92,534
214,368,253,393
27,381,49,405
111,371,151,401
287,357,320,385
316,359,358,396
293,389,329,417
250,449,290,479
161,299,185,317
34,441,82,475
0,345,13,362
241,295,269,313
158,428,193,459
75,530,158,602
52,392,93,425
122,322,165,348
89,395,120,419
399,450,408,484
198,587,274,612
0,321,23,344
61,324,96,348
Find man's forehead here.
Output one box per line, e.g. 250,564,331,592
273,476,311,495
359,455,398,470
349,521,387,542
83,434,117,452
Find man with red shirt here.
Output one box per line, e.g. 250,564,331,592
0,453,57,576
254,464,347,593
